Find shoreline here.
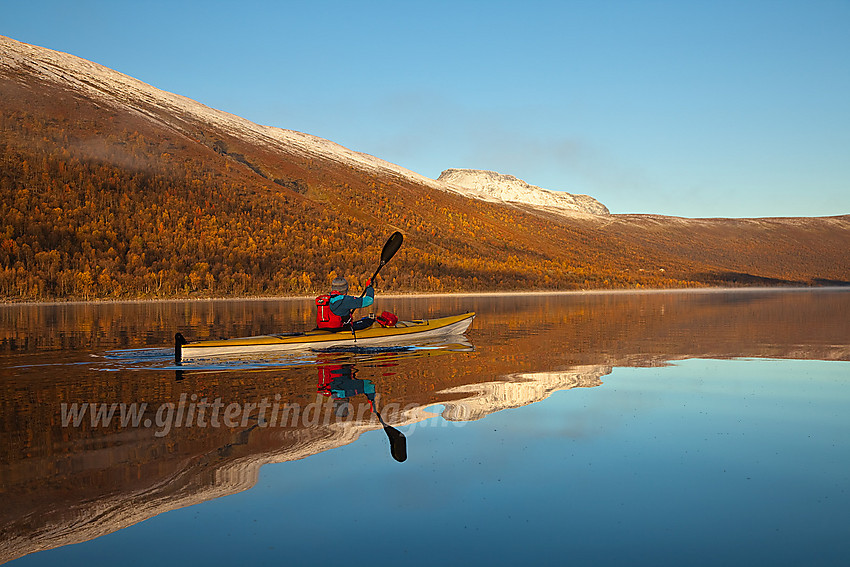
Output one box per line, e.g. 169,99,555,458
2,285,848,308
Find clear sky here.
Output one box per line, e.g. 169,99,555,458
3,0,849,218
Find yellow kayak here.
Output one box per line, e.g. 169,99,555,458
175,312,475,363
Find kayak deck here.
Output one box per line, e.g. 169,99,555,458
175,312,475,363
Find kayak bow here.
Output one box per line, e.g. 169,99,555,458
175,312,475,363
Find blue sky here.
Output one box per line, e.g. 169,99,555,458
3,0,849,218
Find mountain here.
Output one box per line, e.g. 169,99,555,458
438,168,610,215
1,34,849,301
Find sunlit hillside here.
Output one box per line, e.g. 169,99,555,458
2,36,848,301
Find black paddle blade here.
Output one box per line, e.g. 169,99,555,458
375,407,407,462
380,231,403,265
384,426,407,463
363,232,404,297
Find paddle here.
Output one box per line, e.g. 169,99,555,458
349,231,403,341
361,231,403,297
371,400,407,462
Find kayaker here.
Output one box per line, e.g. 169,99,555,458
315,276,375,331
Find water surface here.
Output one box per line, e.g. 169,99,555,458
1,289,848,566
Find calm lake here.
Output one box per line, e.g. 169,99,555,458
1,289,849,566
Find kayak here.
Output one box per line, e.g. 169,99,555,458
175,312,475,363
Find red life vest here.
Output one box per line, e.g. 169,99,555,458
316,293,345,329
317,364,343,395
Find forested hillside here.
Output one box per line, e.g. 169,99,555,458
2,38,849,302
0,110,693,301
0,75,696,302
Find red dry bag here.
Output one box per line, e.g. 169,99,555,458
376,311,399,327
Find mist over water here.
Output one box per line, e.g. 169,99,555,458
1,289,849,566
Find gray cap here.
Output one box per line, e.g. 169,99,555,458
331,277,349,293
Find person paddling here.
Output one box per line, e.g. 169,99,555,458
314,232,403,333
315,276,375,332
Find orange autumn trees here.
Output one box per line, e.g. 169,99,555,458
3,70,847,302
0,112,688,301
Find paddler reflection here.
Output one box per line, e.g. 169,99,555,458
317,363,407,462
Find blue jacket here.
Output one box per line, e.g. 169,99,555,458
329,285,374,317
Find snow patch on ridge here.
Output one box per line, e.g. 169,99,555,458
438,169,609,215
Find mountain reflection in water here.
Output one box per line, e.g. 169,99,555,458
1,289,849,564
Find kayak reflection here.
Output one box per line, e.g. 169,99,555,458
317,362,407,462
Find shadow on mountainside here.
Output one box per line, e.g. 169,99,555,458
698,272,850,287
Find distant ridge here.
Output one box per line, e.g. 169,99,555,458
438,168,610,215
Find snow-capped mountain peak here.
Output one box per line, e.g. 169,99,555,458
438,169,609,215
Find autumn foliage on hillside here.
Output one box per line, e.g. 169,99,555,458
1,71,848,302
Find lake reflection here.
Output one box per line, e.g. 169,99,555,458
1,289,849,566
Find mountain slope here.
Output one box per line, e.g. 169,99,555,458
0,35,442,188
1,35,848,301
